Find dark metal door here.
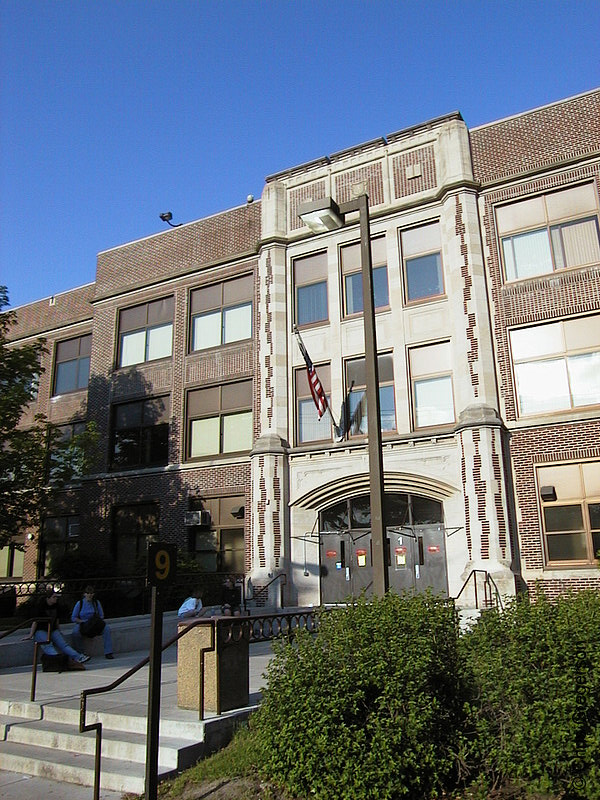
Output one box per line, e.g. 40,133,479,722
320,532,352,604
387,525,448,597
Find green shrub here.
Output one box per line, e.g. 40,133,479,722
252,592,466,800
460,590,600,799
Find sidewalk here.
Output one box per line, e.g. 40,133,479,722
0,640,275,799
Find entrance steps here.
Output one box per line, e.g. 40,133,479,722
0,698,210,794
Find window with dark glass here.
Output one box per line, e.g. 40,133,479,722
48,420,87,482
294,251,328,327
400,221,444,303
53,335,91,395
189,495,245,573
340,237,389,316
538,461,600,566
111,397,170,470
41,516,80,576
187,380,252,458
344,353,396,436
295,362,332,444
190,275,253,351
112,504,159,575
497,184,600,282
118,297,173,367
320,493,442,531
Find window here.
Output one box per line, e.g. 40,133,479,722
295,363,331,444
41,516,80,576
537,461,600,565
0,536,25,579
400,221,444,303
294,251,328,327
48,421,86,482
118,297,174,367
321,493,442,531
189,495,245,572
340,237,389,316
190,275,253,351
409,342,455,429
53,334,91,395
112,504,159,575
510,316,600,416
111,397,170,470
497,184,600,282
344,354,396,436
188,380,253,458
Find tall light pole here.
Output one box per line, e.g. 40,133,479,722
298,192,388,596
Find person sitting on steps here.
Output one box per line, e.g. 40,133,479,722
177,586,206,620
23,586,89,670
71,585,114,659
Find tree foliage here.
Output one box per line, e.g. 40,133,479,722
0,286,97,548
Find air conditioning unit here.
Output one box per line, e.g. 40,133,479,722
184,510,211,527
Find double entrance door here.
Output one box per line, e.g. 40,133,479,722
319,524,448,603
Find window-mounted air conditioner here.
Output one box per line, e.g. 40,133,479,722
184,510,211,527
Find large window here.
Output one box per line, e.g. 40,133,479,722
48,421,87,482
295,363,331,444
41,516,80,576
409,341,455,429
53,334,91,395
537,461,600,565
187,380,253,458
340,237,389,316
294,251,328,327
344,354,396,436
321,493,443,531
190,275,253,351
400,221,444,303
510,316,600,416
497,184,600,282
189,495,245,573
118,297,174,367
112,504,159,575
111,397,170,470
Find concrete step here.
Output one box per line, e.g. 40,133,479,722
0,715,200,769
0,739,152,794
0,700,207,793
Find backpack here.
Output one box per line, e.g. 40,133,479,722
77,599,106,637
41,652,70,672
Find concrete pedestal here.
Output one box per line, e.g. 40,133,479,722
176,619,249,714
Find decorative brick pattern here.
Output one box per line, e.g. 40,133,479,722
185,344,253,385
455,195,480,396
392,145,437,199
334,162,384,206
460,436,473,560
471,90,600,184
8,284,94,341
289,181,327,231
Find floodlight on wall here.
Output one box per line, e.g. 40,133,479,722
540,485,557,502
231,505,245,519
159,211,182,228
298,197,344,233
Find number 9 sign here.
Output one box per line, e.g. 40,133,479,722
147,542,177,587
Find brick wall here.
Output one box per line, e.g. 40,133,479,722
95,203,261,300
470,89,600,184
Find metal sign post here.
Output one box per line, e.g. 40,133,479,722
145,542,176,800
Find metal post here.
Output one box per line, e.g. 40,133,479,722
357,193,388,596
145,585,163,800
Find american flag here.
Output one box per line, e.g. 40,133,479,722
294,329,329,419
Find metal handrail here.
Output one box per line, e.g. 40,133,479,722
250,573,287,607
80,608,318,800
0,617,53,701
454,569,503,610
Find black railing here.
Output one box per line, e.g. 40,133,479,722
249,573,287,608
79,608,318,800
0,617,53,701
454,569,503,610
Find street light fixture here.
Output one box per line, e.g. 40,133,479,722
298,192,389,597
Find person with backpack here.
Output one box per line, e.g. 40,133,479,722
71,585,114,659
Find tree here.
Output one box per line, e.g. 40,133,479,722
0,286,97,549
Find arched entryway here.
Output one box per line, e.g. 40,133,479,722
318,492,448,602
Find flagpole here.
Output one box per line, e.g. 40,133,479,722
292,325,340,433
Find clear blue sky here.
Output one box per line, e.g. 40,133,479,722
1,0,599,309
